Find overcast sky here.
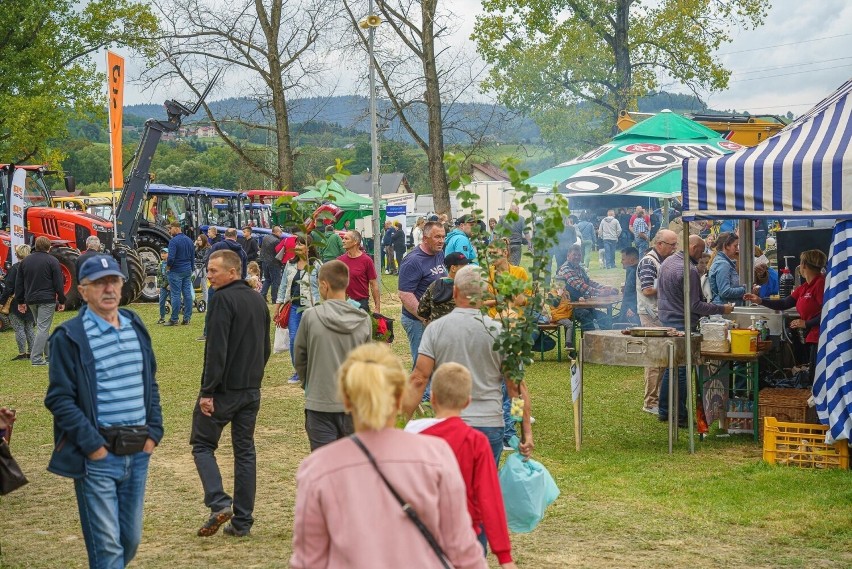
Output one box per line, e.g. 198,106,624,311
118,0,852,117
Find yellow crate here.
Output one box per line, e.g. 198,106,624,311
763,417,849,469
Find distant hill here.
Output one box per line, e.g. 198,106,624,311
124,91,746,147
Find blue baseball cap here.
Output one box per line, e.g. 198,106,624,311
79,255,125,283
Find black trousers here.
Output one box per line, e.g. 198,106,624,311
305,410,355,451
190,389,260,532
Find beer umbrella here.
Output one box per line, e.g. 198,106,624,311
526,110,743,197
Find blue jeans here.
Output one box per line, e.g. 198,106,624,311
603,240,617,269
260,261,282,303
74,451,151,569
288,305,303,372
401,312,424,365
473,426,503,466
158,287,168,319
167,270,193,323
502,383,517,445
659,366,687,422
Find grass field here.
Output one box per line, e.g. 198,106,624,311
0,262,850,568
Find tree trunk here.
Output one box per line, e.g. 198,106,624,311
421,0,450,215
611,0,632,135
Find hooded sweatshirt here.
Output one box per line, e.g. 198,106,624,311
597,215,622,241
444,228,477,262
293,299,371,412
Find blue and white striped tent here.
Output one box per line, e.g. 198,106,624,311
814,220,852,444
681,79,852,445
681,78,852,219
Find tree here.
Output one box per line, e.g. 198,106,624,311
149,0,342,191
342,0,493,215
0,0,158,164
473,0,769,150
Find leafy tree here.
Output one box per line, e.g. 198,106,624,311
472,0,769,150
0,0,158,164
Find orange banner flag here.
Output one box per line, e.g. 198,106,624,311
107,51,125,190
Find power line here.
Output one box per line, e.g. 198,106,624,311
730,56,852,75
718,32,852,55
728,63,852,83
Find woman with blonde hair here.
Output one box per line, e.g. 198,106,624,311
291,343,486,569
0,244,35,360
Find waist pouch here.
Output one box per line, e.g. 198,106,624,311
99,425,149,455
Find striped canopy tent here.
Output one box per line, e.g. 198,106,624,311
681,79,852,446
682,78,852,219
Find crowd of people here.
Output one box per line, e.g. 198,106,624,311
2,204,825,569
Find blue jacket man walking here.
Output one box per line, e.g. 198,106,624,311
45,255,163,569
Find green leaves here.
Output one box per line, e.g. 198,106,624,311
0,0,158,164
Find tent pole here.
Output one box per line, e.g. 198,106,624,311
739,220,754,295
683,218,695,454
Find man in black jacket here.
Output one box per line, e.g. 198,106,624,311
15,236,65,366
191,250,270,538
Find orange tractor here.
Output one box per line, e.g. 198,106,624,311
1,164,144,309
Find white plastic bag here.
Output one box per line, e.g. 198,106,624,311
273,327,290,354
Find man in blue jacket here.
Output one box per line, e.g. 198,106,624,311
45,255,163,569
166,222,196,325
444,214,478,263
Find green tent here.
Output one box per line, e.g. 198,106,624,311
296,180,386,229
525,111,744,197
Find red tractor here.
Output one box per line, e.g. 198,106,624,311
1,164,144,309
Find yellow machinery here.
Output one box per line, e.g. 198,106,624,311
617,110,787,147
51,193,114,219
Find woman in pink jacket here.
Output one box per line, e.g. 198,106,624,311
290,343,486,568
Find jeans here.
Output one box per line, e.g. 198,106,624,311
74,451,151,569
501,383,517,445
304,410,355,452
659,366,688,422
473,426,503,466
8,309,34,354
573,308,611,331
288,305,303,371
509,244,522,266
190,389,260,533
582,240,594,268
260,261,282,303
167,270,193,323
603,240,617,269
401,312,424,365
384,245,396,272
30,302,56,364
158,287,169,319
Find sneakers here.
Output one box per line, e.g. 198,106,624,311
222,523,250,538
164,320,178,326
502,445,514,452
196,336,206,342
11,354,28,361
287,374,300,384
181,319,190,325
658,416,689,428
156,318,165,324
198,508,233,537
642,406,659,415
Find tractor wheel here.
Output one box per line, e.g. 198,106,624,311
52,247,81,310
136,233,169,302
117,245,145,306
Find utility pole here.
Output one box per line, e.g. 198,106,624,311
361,4,383,287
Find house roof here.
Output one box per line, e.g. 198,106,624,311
345,172,411,195
471,162,510,182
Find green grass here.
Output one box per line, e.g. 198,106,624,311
0,271,850,568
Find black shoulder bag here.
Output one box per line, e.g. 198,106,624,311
350,435,451,569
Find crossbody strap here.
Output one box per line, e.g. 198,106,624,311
350,435,451,569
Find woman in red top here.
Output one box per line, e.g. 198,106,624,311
744,249,827,384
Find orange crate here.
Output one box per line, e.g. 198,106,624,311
763,417,849,469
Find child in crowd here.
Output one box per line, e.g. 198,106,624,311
157,248,169,324
246,261,262,292
405,363,516,568
417,252,469,324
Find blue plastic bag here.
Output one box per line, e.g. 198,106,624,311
498,436,560,533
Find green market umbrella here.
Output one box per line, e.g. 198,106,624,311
526,111,744,197
296,180,386,228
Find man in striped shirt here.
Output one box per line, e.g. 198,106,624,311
45,255,163,569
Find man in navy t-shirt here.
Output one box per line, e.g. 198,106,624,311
398,220,447,364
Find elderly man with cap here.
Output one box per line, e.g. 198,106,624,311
45,255,163,568
444,214,478,263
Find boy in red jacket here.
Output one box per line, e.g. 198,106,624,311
405,363,516,568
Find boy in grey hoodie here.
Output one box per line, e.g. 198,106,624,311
293,260,372,450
